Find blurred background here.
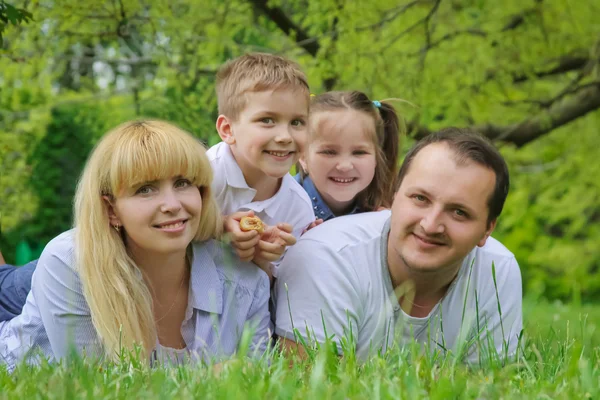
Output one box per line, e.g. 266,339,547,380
0,0,598,302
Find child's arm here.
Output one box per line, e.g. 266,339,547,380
253,223,296,282
257,223,296,259
223,211,261,262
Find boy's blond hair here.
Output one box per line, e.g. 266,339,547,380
216,53,310,120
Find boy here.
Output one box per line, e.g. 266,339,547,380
208,53,315,278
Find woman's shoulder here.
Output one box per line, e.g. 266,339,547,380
191,240,269,290
39,229,77,268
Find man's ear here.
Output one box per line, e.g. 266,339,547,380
216,115,236,145
102,195,122,228
477,218,497,247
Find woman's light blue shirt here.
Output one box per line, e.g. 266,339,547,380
0,230,271,371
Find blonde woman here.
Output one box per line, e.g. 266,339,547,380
0,120,271,371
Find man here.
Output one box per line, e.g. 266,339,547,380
274,127,523,363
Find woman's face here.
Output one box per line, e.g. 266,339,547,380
108,176,203,257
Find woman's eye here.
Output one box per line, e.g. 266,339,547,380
175,179,192,188
414,195,426,202
135,185,154,195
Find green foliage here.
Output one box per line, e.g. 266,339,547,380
0,1,32,47
0,300,599,399
23,105,99,245
495,110,600,301
0,0,598,300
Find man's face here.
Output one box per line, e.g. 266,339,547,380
226,88,309,183
389,143,497,273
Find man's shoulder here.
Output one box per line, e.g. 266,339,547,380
472,236,516,263
299,210,391,251
462,236,520,284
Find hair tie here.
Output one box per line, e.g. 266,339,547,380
372,100,381,108
310,93,316,98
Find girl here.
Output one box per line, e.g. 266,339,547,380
297,91,402,222
0,120,271,371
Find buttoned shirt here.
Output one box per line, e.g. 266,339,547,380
207,142,315,275
294,174,361,221
0,230,271,372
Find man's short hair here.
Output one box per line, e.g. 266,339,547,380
397,127,510,225
215,53,310,120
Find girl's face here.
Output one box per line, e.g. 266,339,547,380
108,176,203,258
301,109,377,215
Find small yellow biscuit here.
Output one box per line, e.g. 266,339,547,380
239,216,265,234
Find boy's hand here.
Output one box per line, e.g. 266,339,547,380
252,223,296,283
255,223,296,262
224,211,261,262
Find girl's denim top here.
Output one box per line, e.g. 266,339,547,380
294,174,361,221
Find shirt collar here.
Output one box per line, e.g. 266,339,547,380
188,242,223,314
295,174,360,221
220,143,288,219
222,144,254,191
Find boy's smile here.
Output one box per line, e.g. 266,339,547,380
218,88,309,190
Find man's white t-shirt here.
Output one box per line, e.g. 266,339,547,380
275,210,523,363
207,142,315,275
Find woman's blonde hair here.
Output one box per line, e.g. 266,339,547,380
74,120,221,360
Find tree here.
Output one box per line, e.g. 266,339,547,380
25,105,99,245
0,0,599,298
0,1,32,47
249,0,600,147
3,0,597,147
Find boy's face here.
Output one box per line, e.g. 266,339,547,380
219,88,309,182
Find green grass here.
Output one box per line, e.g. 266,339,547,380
1,299,598,399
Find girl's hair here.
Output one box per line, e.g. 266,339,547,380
74,119,222,360
302,91,403,210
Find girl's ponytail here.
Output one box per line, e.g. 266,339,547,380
376,101,403,204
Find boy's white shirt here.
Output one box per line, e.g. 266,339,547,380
207,142,315,276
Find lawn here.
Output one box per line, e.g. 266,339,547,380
1,298,598,399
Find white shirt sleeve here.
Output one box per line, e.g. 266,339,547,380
32,236,103,360
466,255,523,364
274,239,363,354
